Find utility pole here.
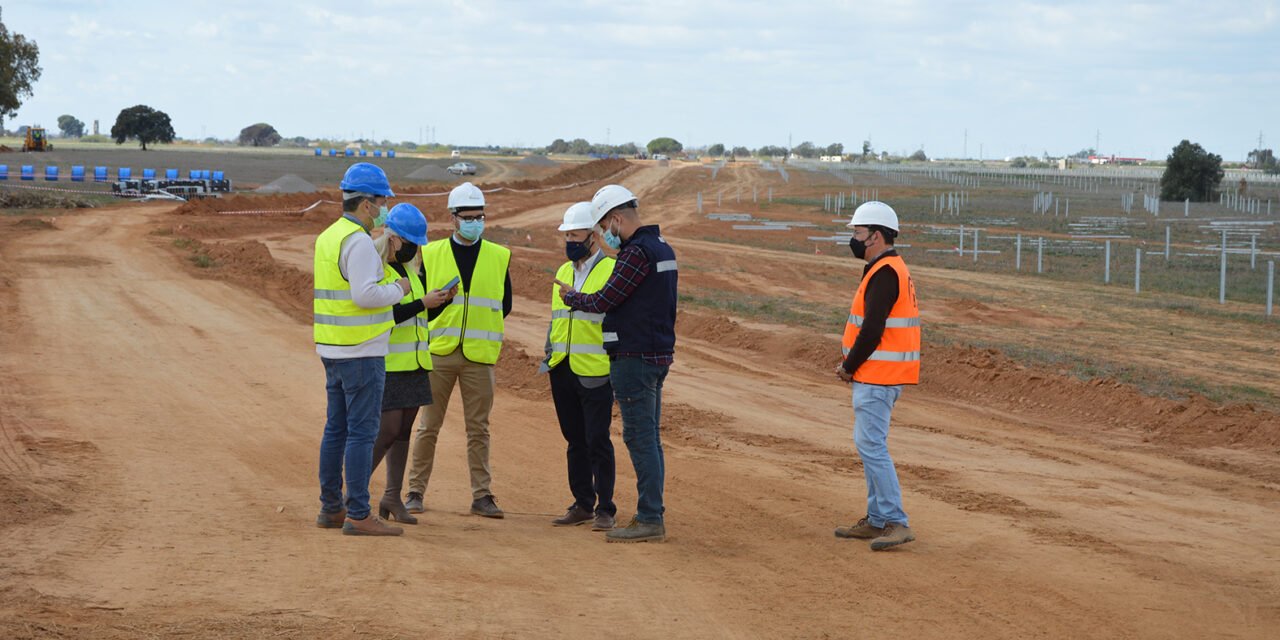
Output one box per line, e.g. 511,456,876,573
963,128,968,160
1095,129,1100,155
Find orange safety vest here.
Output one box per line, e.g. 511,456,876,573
840,254,921,385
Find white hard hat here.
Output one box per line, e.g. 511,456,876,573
591,184,637,222
448,182,485,211
847,201,899,232
558,202,596,231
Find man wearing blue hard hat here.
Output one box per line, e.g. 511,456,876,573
368,203,456,525
313,162,411,536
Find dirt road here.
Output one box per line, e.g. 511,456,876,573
1,195,1277,638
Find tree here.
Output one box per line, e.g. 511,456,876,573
792,141,818,158
1009,157,1028,168
57,114,85,138
755,145,786,158
1247,148,1277,173
1160,140,1223,202
0,9,41,129
732,146,750,157
707,143,725,157
909,149,928,162
110,105,175,150
615,142,639,156
825,142,844,157
646,137,683,155
568,138,591,155
861,140,873,158
238,122,281,147
1071,147,1096,159
547,138,570,154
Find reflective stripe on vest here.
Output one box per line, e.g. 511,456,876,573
839,254,921,385
385,266,433,372
421,238,511,364
548,257,615,377
313,217,395,346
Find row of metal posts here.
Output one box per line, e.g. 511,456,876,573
697,187,774,213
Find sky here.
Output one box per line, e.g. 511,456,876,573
6,1,1279,160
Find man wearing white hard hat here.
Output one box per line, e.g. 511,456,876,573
406,182,513,519
557,184,678,543
540,202,618,531
833,201,921,551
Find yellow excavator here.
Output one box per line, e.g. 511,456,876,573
22,127,52,152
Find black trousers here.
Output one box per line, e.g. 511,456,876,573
549,363,616,516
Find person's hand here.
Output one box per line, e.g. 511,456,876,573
422,287,452,309
396,278,411,295
554,279,576,300
835,364,853,384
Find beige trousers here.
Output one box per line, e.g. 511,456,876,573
406,349,495,500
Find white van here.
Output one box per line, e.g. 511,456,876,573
451,150,461,158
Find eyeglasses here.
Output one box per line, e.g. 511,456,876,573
454,213,486,222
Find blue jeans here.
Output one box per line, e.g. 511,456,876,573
319,356,386,520
852,382,908,528
610,357,668,524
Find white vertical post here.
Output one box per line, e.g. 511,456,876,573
1135,248,1142,293
973,229,979,262
1105,240,1112,284
1220,229,1228,304
697,191,703,214
1016,233,1022,271
1251,234,1258,270
959,224,965,255
768,187,772,203
1037,237,1044,273
1165,225,1171,261
1268,261,1275,317
1184,198,1190,217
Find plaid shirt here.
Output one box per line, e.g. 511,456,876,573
563,242,675,367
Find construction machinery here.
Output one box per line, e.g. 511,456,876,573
112,176,231,200
22,127,52,152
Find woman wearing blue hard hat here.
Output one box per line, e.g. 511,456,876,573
369,203,457,523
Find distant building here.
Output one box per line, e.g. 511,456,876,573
1088,154,1147,165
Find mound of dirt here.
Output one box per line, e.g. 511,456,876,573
518,155,558,167
255,174,317,194
183,239,314,323
0,144,13,153
407,164,458,181
171,192,337,216
11,217,56,231
0,188,102,209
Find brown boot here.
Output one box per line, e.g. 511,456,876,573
552,505,593,527
834,516,884,540
870,523,915,551
342,515,404,536
315,509,346,529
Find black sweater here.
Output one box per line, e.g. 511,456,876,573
841,249,901,375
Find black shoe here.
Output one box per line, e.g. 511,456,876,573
470,496,505,519
404,492,425,514
552,505,593,526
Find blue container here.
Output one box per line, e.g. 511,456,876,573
373,150,382,157
0,165,7,180
314,148,322,156
359,149,368,157
329,148,337,157
388,150,397,158
71,166,86,182
165,169,178,180
94,166,108,182
188,169,199,179
21,165,35,180
45,166,59,181
200,170,210,179
212,171,225,181
344,149,354,157
119,167,132,179
143,168,156,179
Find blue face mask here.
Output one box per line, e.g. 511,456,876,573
372,205,389,228
458,219,485,241
565,239,591,262
602,220,622,250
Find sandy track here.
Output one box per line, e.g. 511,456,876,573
1,203,1277,638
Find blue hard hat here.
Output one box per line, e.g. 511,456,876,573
386,203,428,245
339,162,394,197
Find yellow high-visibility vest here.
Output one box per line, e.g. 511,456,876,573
313,217,394,346
548,257,615,376
385,264,433,372
422,238,511,364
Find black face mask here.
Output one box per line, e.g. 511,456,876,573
565,239,591,262
849,235,868,260
394,240,419,264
